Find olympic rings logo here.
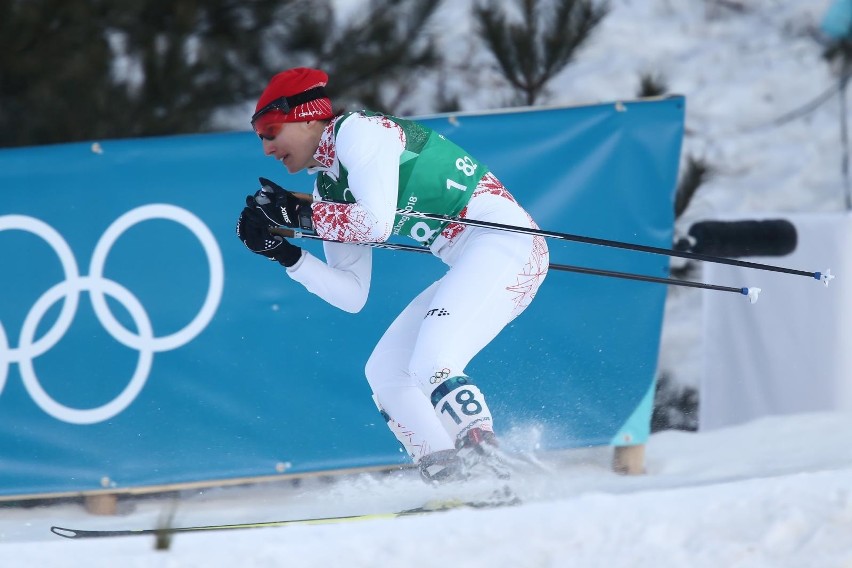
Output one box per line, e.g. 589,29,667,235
430,367,452,385
0,205,224,425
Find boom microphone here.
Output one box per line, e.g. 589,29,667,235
675,219,798,258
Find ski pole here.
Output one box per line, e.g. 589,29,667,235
270,227,763,303
285,191,832,287
398,209,834,286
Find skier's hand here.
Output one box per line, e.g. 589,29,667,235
236,206,302,267
249,177,312,230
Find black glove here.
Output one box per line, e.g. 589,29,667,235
250,177,312,230
236,206,302,267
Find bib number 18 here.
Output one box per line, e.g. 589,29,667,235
445,156,478,192
440,388,483,425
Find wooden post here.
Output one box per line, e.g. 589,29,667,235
612,444,645,475
84,494,118,515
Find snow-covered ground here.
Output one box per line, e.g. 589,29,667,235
3,0,850,566
1,411,850,567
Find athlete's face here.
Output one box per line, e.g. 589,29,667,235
259,121,325,174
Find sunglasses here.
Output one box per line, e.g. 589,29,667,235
250,86,328,140
253,114,286,141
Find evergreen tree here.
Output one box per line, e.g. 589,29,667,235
0,0,296,147
674,155,713,220
651,373,698,433
473,0,609,105
637,72,668,98
0,0,443,147
273,0,443,115
101,0,299,139
0,0,120,147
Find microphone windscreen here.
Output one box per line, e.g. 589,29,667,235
687,219,797,258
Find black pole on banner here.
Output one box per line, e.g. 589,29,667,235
270,227,763,303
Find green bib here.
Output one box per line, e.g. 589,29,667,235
315,111,488,245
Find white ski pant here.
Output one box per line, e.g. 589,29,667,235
365,177,549,462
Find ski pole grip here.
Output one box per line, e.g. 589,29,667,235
270,227,297,238
292,191,313,204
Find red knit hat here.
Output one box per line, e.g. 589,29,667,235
252,68,334,127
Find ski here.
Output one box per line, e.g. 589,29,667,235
50,497,517,539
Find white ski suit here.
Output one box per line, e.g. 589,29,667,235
285,111,549,461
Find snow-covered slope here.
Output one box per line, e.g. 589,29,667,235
1,411,851,567
2,1,849,566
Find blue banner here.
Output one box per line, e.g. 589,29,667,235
0,97,684,496
822,0,852,40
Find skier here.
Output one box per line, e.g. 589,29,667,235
236,67,549,483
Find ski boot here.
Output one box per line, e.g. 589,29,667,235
418,449,464,484
455,427,512,480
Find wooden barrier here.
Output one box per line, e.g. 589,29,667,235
612,445,646,475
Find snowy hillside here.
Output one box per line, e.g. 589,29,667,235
429,0,843,214
2,0,850,566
